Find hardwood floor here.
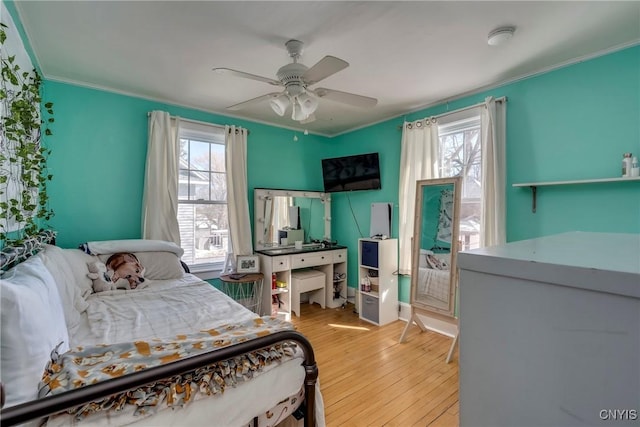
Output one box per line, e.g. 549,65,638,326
290,303,459,427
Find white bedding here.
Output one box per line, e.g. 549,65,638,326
47,274,325,427
417,267,450,303
71,274,256,347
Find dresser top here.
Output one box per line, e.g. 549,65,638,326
458,232,640,298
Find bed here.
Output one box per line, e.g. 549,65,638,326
415,249,451,305
0,232,323,427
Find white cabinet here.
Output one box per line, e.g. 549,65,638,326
258,247,348,320
457,232,640,427
358,238,398,326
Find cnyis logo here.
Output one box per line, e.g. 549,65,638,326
599,409,638,421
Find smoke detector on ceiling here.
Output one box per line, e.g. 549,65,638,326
488,26,516,46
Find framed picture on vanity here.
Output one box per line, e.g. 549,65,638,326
237,255,260,273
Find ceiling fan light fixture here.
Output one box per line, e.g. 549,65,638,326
297,92,319,117
215,39,378,123
270,93,290,116
291,99,308,121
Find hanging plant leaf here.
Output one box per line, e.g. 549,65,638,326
0,20,54,244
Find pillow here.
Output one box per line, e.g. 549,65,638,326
57,247,98,295
81,239,183,257
1,256,70,407
418,249,432,268
39,245,89,335
433,253,451,269
98,251,185,280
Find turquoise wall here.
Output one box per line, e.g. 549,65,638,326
332,46,640,302
42,81,327,249
18,0,635,304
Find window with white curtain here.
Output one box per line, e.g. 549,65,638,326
177,122,229,271
438,114,482,250
399,97,505,272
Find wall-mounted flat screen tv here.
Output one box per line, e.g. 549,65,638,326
321,152,381,193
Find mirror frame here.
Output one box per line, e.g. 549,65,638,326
253,188,331,251
409,176,462,318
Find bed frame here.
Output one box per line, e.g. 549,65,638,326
0,232,319,427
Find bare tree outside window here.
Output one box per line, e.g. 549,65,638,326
439,117,481,250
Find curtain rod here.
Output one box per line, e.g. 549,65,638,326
397,96,506,130
147,112,249,135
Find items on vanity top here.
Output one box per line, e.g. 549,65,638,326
278,228,304,246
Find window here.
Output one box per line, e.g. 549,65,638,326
177,122,228,271
438,115,481,250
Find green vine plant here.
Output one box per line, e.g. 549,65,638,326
0,22,54,246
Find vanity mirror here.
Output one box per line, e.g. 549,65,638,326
399,177,461,362
253,188,331,251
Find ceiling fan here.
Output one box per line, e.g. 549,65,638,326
212,39,377,124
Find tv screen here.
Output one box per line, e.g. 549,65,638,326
321,152,381,193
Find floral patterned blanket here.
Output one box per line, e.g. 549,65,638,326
39,317,298,420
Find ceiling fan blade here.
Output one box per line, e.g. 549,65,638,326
227,92,282,111
312,88,377,108
212,68,282,86
302,56,349,86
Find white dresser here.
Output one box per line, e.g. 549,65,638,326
457,232,640,426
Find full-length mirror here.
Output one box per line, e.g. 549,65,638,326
400,177,461,362
254,189,331,251
412,177,461,315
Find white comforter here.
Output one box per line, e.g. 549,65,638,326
47,274,324,427
72,274,256,347
417,267,450,303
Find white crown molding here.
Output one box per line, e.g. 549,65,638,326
28,18,640,141
332,39,640,138
42,75,331,138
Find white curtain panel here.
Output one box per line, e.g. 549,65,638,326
142,111,181,245
398,119,439,275
225,125,253,256
480,97,506,247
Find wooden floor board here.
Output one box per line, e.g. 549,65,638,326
290,303,459,426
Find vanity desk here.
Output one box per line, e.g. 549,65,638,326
254,188,348,319
256,245,348,319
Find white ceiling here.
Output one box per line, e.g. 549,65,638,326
14,1,640,136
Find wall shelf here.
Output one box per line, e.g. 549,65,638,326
513,176,640,213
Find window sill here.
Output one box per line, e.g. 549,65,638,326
189,266,223,281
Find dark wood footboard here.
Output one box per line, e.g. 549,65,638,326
0,330,318,427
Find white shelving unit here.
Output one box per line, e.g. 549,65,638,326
358,238,398,326
513,176,640,212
